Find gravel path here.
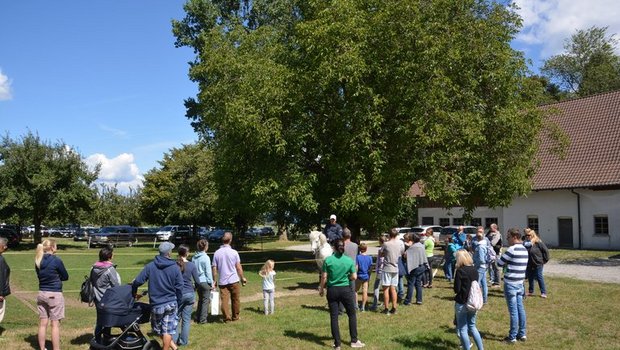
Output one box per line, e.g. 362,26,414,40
286,242,620,284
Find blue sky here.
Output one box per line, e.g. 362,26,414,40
1,0,619,193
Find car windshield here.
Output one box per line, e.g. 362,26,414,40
160,226,173,231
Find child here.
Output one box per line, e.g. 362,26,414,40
355,243,373,311
259,259,276,315
369,236,385,311
444,236,457,283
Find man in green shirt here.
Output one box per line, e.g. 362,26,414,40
319,240,365,349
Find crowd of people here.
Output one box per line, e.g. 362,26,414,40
0,216,554,350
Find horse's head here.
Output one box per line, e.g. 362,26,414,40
309,230,322,254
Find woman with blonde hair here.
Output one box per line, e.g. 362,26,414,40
523,228,550,298
454,249,483,350
35,239,69,350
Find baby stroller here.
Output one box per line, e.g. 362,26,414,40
90,285,161,350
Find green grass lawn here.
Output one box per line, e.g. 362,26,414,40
1,239,619,349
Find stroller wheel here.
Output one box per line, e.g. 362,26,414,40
142,340,162,350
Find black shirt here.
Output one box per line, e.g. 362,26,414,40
454,265,478,304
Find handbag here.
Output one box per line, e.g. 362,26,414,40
210,290,220,315
0,299,5,323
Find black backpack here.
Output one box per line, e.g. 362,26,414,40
80,270,96,305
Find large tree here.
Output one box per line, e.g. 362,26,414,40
140,143,217,230
0,132,98,243
542,26,620,97
173,0,544,237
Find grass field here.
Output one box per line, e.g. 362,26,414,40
1,238,619,349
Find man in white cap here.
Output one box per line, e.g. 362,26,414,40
323,214,344,245
132,241,183,350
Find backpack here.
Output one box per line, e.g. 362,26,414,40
466,280,484,312
80,271,95,306
484,239,496,264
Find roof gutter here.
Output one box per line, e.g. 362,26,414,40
570,189,582,249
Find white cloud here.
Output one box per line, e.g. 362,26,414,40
0,68,13,101
514,0,620,58
85,153,144,194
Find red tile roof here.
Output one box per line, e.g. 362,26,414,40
534,90,620,190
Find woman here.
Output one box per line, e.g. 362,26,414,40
92,246,121,343
35,239,69,350
192,239,212,324
319,239,365,349
174,244,200,347
454,249,484,350
524,229,550,298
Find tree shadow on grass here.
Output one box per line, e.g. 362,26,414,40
70,332,93,345
283,329,331,346
394,334,460,350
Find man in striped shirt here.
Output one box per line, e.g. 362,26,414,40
497,228,529,343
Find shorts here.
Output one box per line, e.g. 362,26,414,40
381,271,399,287
151,302,179,336
37,291,65,321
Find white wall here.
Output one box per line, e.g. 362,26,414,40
418,189,620,250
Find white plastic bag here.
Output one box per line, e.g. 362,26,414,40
210,290,220,315
0,299,5,323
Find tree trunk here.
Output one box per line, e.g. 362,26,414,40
277,221,288,241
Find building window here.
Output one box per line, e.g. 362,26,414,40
471,218,482,227
453,217,464,225
527,215,539,232
485,217,498,229
439,218,450,227
594,215,609,235
421,217,434,225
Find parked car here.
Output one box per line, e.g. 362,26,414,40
0,228,20,247
393,227,413,241
439,225,477,244
0,224,22,242
89,226,136,248
156,225,191,242
411,225,443,242
73,227,98,241
244,227,262,237
169,226,193,244
208,229,228,242
133,227,159,242
259,227,275,236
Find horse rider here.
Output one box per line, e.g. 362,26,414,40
323,214,344,245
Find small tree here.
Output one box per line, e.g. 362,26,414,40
0,132,98,243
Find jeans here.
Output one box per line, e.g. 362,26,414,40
174,292,195,346
404,266,424,305
504,282,527,340
455,303,484,350
488,260,500,285
195,282,211,323
477,266,488,304
397,275,404,300
327,285,358,347
263,289,275,314
444,259,453,282
424,258,435,286
370,272,382,310
526,266,547,294
220,282,241,322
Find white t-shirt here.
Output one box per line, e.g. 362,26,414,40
262,270,276,290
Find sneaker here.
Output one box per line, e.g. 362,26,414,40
415,301,423,305
381,308,390,315
541,293,547,298
351,340,366,348
333,345,341,350
389,308,397,315
525,292,534,297
503,337,517,344
517,336,527,342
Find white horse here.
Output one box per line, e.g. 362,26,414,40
309,230,333,274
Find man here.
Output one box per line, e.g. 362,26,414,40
381,228,404,315
132,242,183,350
0,237,10,323
486,223,503,286
497,228,529,343
323,214,343,245
343,230,358,261
212,232,247,322
453,226,467,250
472,227,489,304
403,234,427,305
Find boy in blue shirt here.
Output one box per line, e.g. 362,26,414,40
355,243,373,311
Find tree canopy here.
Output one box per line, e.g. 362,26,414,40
173,0,544,235
0,132,98,243
542,26,620,97
140,143,216,228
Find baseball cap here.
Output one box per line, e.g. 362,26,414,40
158,241,175,256
330,214,337,220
